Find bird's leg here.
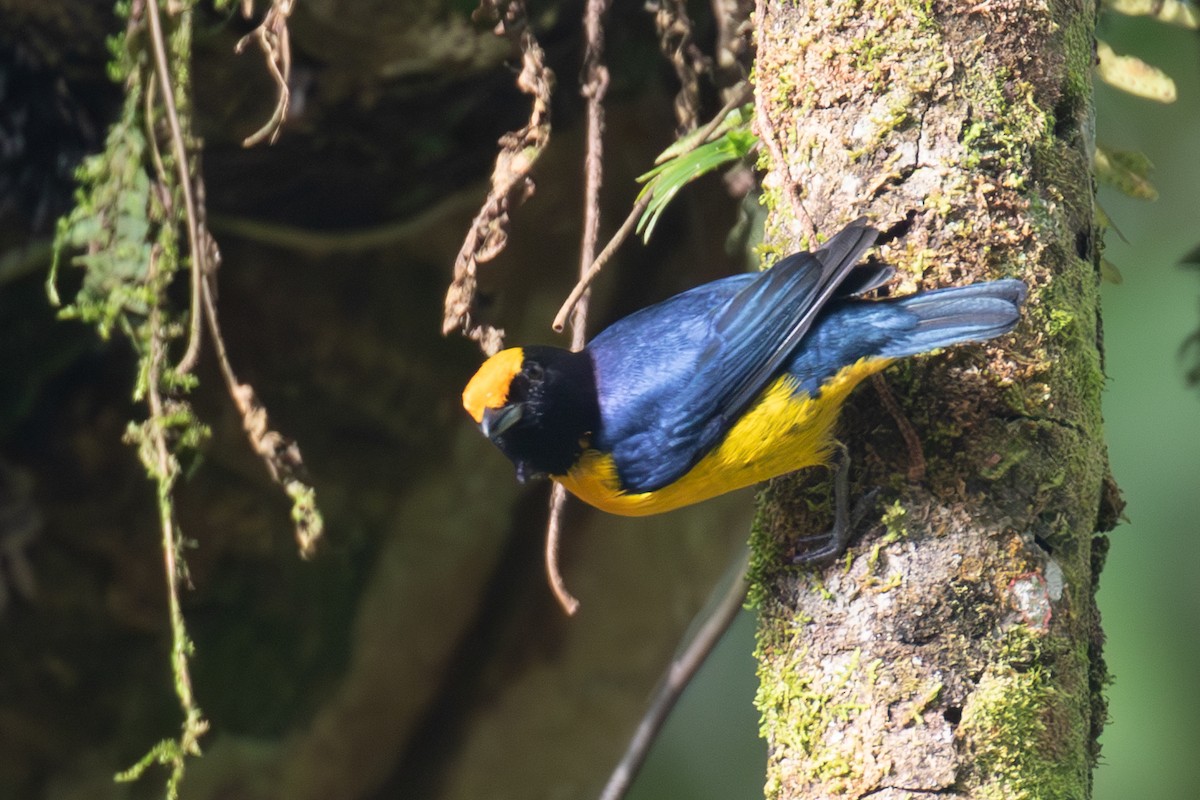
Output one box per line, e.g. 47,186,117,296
792,442,879,566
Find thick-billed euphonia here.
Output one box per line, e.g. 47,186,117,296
463,218,1026,517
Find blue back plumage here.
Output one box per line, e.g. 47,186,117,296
586,273,752,467
583,222,1025,494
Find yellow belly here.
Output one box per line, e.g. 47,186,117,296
553,357,891,516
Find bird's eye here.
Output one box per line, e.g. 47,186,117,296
524,362,544,382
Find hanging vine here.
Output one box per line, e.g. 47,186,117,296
48,1,319,795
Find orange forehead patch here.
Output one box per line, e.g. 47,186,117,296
462,347,525,423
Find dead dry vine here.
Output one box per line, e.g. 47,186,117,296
441,0,554,355
150,0,323,557
650,0,709,133
235,0,295,147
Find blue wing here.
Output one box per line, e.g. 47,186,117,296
586,217,881,493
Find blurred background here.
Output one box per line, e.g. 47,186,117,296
1081,13,1200,800
1,2,1197,799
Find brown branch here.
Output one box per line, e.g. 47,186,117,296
598,548,750,800
442,0,554,355
552,196,647,333
551,157,726,337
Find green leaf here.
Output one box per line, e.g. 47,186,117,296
635,106,758,243
653,105,753,163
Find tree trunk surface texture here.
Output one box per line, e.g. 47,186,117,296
751,1,1117,798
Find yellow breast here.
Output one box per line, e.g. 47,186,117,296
553,357,891,516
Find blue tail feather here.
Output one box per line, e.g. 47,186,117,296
875,279,1026,359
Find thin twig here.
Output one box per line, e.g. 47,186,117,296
199,272,324,556
551,84,750,332
552,196,647,333
870,373,926,483
545,483,579,615
145,0,206,375
543,0,612,615
598,548,751,800
236,0,294,147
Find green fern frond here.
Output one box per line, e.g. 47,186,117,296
635,106,758,243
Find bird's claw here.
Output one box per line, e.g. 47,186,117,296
791,444,881,567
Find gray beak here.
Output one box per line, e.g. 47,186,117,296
481,404,523,439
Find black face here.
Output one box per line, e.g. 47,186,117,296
486,347,600,481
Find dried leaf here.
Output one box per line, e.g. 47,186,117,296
1103,0,1199,28
1094,145,1158,200
1096,40,1177,103
1100,258,1124,285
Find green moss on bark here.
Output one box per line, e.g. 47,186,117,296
752,0,1110,796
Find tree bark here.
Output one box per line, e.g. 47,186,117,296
751,1,1118,798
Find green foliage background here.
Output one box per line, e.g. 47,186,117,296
1092,15,1200,800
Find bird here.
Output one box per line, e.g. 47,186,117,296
462,217,1026,523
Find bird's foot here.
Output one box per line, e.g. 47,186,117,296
791,443,880,566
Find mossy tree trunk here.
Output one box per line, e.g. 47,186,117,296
750,0,1118,797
